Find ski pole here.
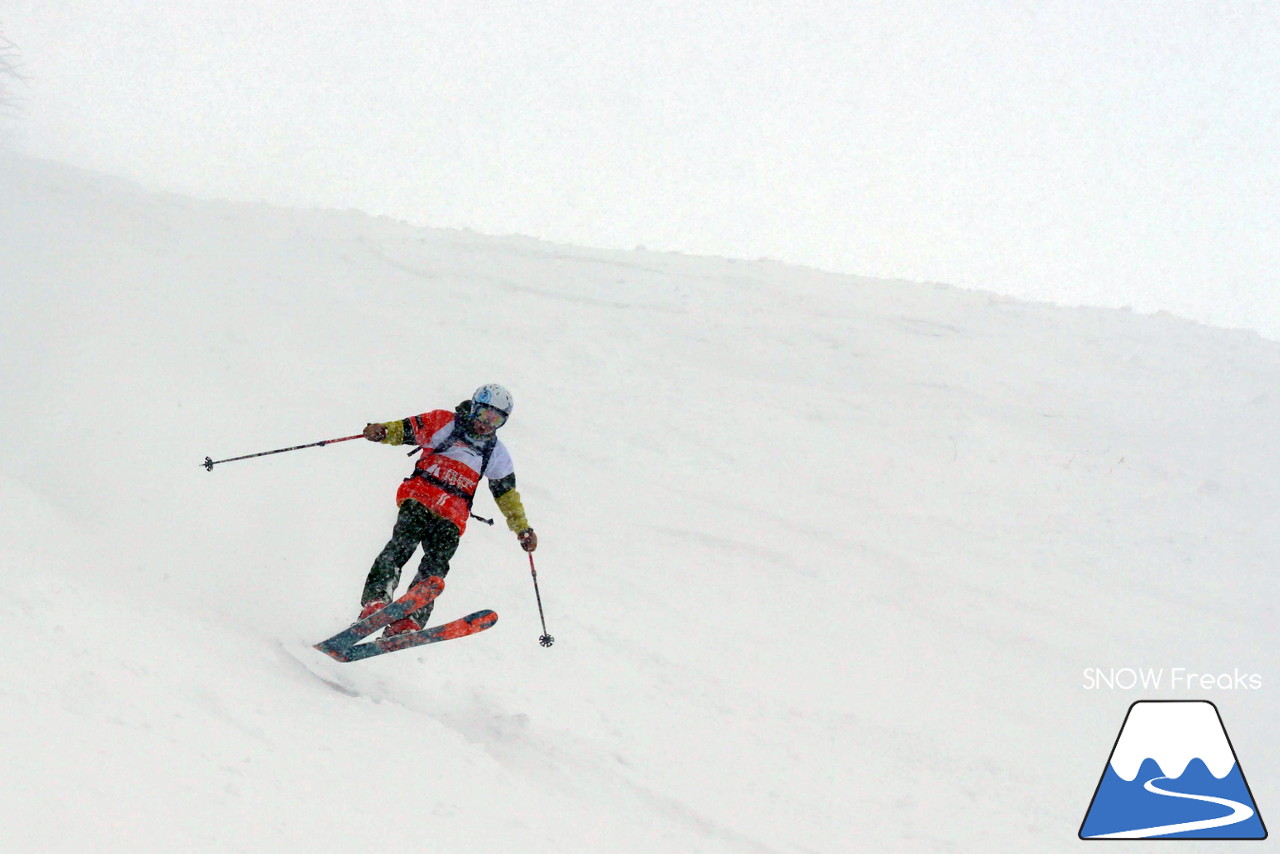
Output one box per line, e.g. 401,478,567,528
528,552,554,647
202,433,364,471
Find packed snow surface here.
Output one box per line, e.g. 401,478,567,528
2,154,1277,852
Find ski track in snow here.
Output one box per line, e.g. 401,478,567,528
276,637,786,854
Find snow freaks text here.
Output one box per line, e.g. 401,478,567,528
1083,668,1263,691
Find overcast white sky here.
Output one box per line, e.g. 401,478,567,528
4,1,1279,337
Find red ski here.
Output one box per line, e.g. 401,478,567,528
313,575,497,662
323,609,498,662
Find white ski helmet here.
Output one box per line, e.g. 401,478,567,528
471,383,514,417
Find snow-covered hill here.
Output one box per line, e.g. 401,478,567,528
2,153,1277,852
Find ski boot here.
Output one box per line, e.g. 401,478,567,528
383,616,423,638
358,599,388,621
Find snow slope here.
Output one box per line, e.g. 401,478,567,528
1,153,1278,852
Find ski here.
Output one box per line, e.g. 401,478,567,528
324,609,498,662
313,575,445,660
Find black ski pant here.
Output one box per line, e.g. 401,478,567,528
362,499,460,625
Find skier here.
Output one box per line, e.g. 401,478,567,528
357,383,537,637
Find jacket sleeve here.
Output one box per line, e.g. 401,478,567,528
376,411,452,447
489,474,531,532
406,410,455,446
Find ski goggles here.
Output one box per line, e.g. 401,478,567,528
472,404,508,431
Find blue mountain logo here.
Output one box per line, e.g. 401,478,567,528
1081,700,1266,839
